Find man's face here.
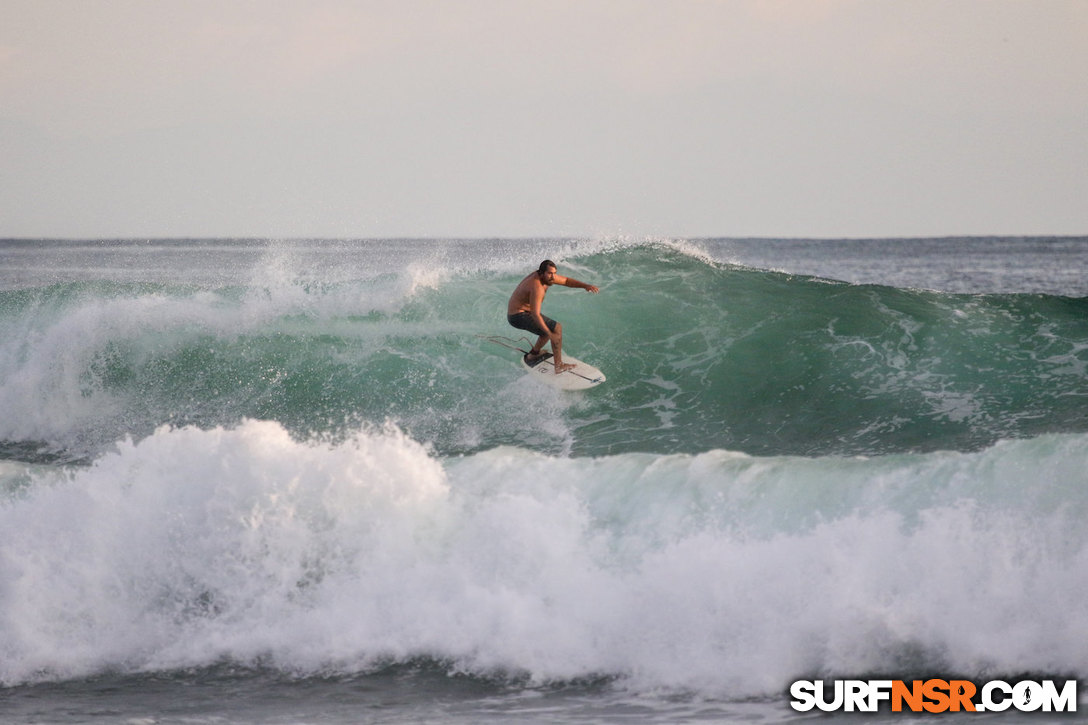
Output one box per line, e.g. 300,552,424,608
540,266,557,285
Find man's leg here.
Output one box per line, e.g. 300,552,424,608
550,322,574,373
529,333,548,359
528,316,557,360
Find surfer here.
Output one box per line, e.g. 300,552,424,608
507,260,599,374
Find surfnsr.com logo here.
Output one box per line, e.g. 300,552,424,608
790,679,1078,713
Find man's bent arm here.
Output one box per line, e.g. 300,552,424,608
528,285,558,343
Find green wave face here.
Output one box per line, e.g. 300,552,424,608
1,243,1086,461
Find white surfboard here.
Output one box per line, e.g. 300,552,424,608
520,351,605,390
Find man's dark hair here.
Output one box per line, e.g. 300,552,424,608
538,260,556,274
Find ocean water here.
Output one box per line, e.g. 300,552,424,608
1,237,1086,723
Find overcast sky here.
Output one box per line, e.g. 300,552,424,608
2,0,1086,239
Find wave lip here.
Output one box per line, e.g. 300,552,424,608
3,421,1087,694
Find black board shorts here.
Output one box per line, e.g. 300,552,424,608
508,312,557,338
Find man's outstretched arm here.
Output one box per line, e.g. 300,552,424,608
554,275,599,293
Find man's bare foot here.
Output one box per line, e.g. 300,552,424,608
555,362,575,374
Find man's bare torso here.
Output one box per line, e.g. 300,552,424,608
507,272,548,316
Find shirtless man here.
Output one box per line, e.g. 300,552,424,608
507,260,599,373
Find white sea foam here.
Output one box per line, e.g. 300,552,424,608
2,421,1086,694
